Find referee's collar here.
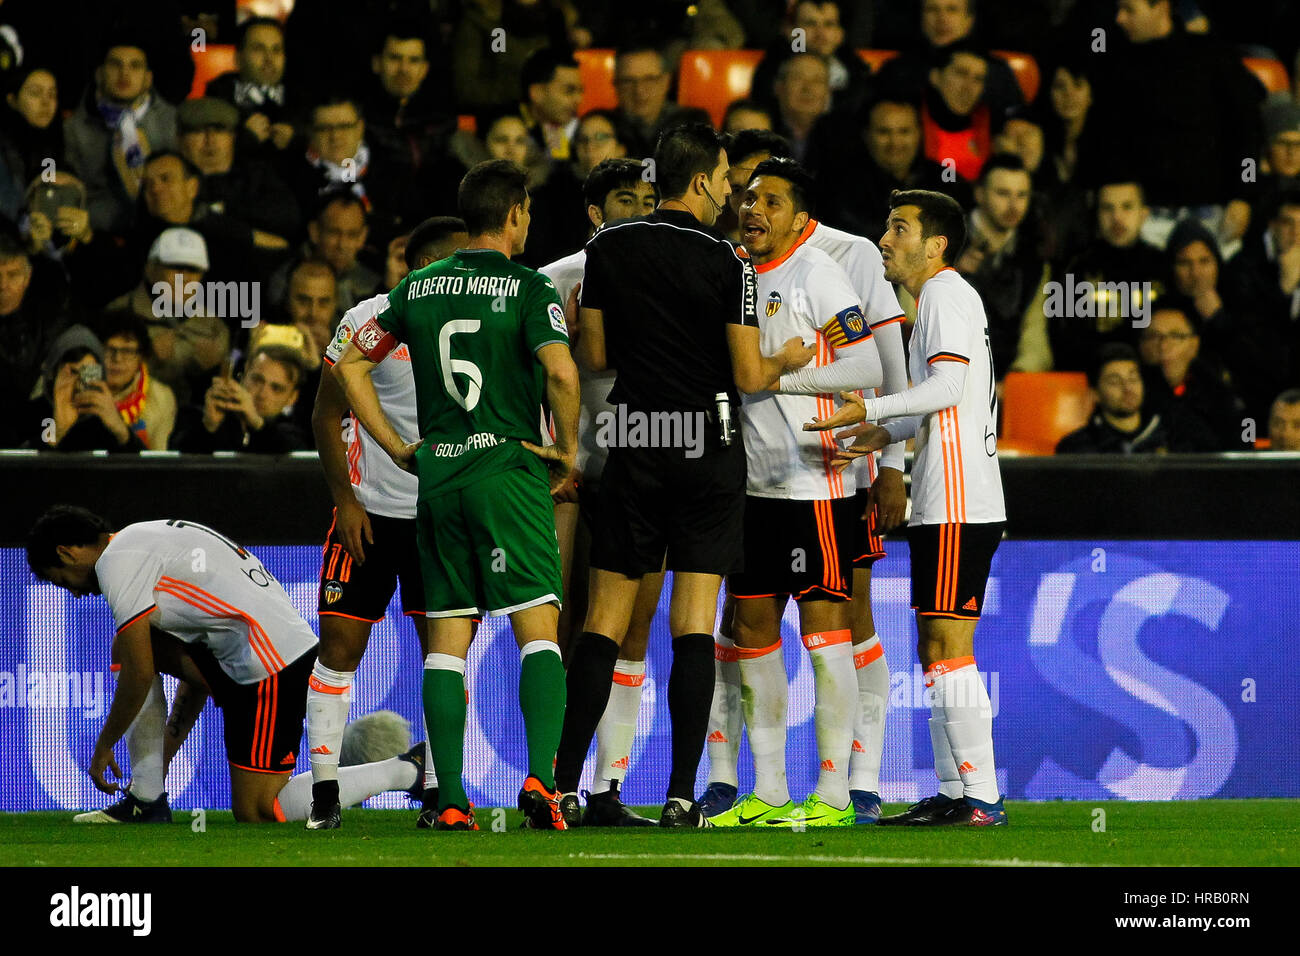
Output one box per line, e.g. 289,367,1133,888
651,206,727,238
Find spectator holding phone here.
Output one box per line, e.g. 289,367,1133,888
36,324,143,452
172,344,310,453
0,65,63,222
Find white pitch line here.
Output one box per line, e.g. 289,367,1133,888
570,852,1093,867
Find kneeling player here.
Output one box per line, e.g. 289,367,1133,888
27,506,423,823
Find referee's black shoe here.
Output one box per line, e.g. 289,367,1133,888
583,782,656,827
658,797,712,828
416,787,440,829
876,793,960,826
558,792,583,828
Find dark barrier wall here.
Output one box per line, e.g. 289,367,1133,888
3,452,1298,544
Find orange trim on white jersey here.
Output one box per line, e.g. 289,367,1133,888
752,219,817,274
156,575,287,674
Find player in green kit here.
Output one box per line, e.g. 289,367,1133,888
335,160,580,830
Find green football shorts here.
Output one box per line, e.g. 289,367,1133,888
416,465,563,618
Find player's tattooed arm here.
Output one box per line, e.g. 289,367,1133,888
90,615,158,793
334,340,421,472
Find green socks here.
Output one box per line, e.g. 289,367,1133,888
519,641,566,790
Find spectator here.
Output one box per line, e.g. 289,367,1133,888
64,39,177,234
1240,98,1300,243
1078,0,1262,248
1055,342,1213,453
35,324,144,452
1224,192,1300,384
519,47,584,161
610,46,710,158
0,66,63,222
1049,180,1165,372
874,0,1024,118
750,1,873,119
280,258,339,370
1167,218,1284,423
172,344,310,453
1266,388,1300,450
1038,60,1095,262
769,54,831,161
0,231,72,447
205,16,296,153
361,19,455,180
524,109,633,266
177,98,300,244
451,0,570,114
921,44,993,183
806,97,968,240
955,153,1050,375
94,310,176,450
272,191,379,319
23,170,93,258
1138,299,1245,449
106,227,228,401
722,98,774,133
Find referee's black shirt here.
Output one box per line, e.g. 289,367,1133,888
579,208,759,414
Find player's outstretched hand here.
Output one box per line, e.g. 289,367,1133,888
831,423,893,473
337,498,373,565
522,441,577,495
868,465,907,531
391,440,422,474
89,744,123,795
804,391,867,431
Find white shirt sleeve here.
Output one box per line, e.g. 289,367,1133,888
323,310,359,366
779,257,882,392
862,358,968,420
870,317,909,472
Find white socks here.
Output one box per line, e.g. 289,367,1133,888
275,756,419,821
705,636,743,787
592,659,645,795
848,635,888,794
306,661,353,784
738,641,789,806
123,674,166,801
803,630,856,810
926,656,998,803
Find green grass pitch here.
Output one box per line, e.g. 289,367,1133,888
2,800,1297,867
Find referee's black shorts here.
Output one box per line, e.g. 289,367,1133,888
589,439,746,578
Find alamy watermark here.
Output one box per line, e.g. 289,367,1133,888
152,277,261,328
1043,274,1154,328
594,404,706,459
0,667,106,719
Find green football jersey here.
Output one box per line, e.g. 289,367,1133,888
376,248,570,498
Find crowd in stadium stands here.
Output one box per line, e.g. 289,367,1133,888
3,0,1300,455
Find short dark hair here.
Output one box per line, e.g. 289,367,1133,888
144,149,200,180
724,128,791,166
614,45,668,73
934,40,989,72
977,152,1028,185
1088,342,1140,387
721,98,773,130
0,230,29,263
405,216,468,269
313,187,367,222
96,310,152,359
378,16,428,50
521,47,578,100
1150,294,1201,335
889,189,967,264
749,156,815,214
458,160,529,235
236,16,283,51
583,158,648,210
249,343,305,387
1098,179,1146,205
27,505,112,579
654,122,724,201
1274,387,1300,407
1271,191,1300,218
310,94,364,124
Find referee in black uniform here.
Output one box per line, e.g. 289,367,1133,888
553,123,815,827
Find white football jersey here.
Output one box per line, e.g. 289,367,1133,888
96,521,318,684
806,220,907,485
323,294,419,519
541,249,616,479
743,238,877,500
908,268,1006,525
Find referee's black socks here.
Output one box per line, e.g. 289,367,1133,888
554,631,621,794
667,633,715,803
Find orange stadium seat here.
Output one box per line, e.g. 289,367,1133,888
189,44,237,99
992,50,1040,103
856,49,900,73
677,49,765,127
998,372,1094,455
1242,57,1290,94
576,48,617,114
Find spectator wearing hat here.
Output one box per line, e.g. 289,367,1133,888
177,97,300,244
171,343,311,453
64,40,177,235
106,226,227,401
1240,98,1300,243
205,17,296,153
32,324,142,452
1138,298,1246,450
